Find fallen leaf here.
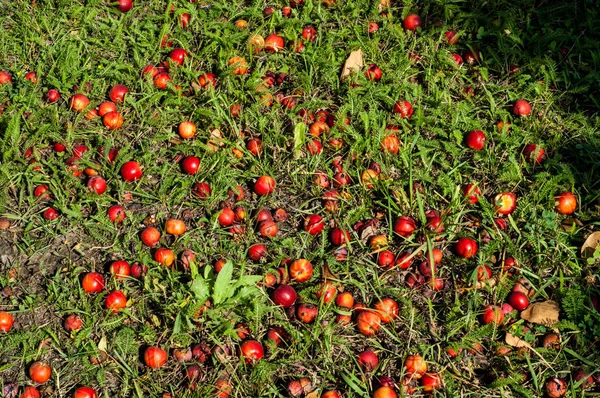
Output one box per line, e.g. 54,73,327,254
359,225,377,243
321,263,338,280
521,300,560,326
581,231,600,259
505,332,531,348
340,49,364,80
561,217,583,231
98,336,108,352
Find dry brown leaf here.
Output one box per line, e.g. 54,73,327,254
505,332,532,348
340,49,364,80
521,300,560,325
581,231,600,258
561,217,583,231
359,225,377,243
321,263,339,280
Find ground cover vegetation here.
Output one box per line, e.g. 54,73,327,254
1,0,600,397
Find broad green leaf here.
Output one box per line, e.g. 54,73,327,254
293,122,306,159
190,277,210,302
213,260,234,305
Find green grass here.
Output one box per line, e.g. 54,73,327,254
1,0,600,397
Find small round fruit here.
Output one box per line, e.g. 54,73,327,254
296,303,318,323
153,73,171,89
63,314,83,332
103,111,123,130
481,305,504,325
523,144,545,164
455,238,478,259
248,244,267,261
70,94,90,112
82,272,105,293
72,387,98,398
403,14,422,30
46,89,61,103
264,33,285,52
507,291,529,311
29,361,52,384
154,248,175,268
393,100,413,118
109,84,129,103
356,310,381,336
169,48,188,66
544,378,567,398
365,64,383,82
336,292,354,309
20,386,40,398
105,291,127,313
357,350,379,372
178,121,197,139
165,218,186,235
289,259,313,283
181,156,200,175
0,311,14,332
271,285,297,308
513,99,531,117
304,214,324,236
120,161,142,182
116,0,132,12
404,355,427,378
109,260,131,279
240,340,264,364
43,207,59,221
494,192,517,215
373,298,399,323
421,372,443,392
462,184,481,204
254,176,275,196
87,176,107,195
393,216,416,238
140,227,161,246
465,130,486,150
144,346,168,369
555,191,577,215
192,182,211,199
373,386,396,398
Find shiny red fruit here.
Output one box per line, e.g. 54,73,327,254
192,182,211,199
494,192,517,215
357,350,379,371
264,33,285,52
403,14,422,30
87,176,107,194
169,48,188,66
481,305,504,325
109,84,129,103
107,205,125,223
116,0,132,12
109,260,131,280
254,176,275,196
366,64,383,82
46,89,61,103
455,238,478,259
240,340,264,364
393,216,416,238
72,386,98,398
105,291,127,313
0,311,14,332
393,100,413,118
82,272,105,293
271,285,296,308
29,361,52,384
513,99,531,117
555,191,577,215
522,144,545,164
63,314,83,332
462,184,481,204
330,227,350,246
304,214,324,235
465,130,486,150
507,291,529,311
144,346,167,369
120,161,142,181
181,156,200,175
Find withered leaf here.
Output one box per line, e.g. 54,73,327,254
521,300,560,325
581,231,600,259
340,49,364,80
505,332,532,348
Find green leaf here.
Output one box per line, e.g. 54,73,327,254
293,122,306,159
213,260,234,305
190,277,210,302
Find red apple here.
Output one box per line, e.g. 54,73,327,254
465,130,486,150
555,191,577,215
513,99,531,116
403,14,422,30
